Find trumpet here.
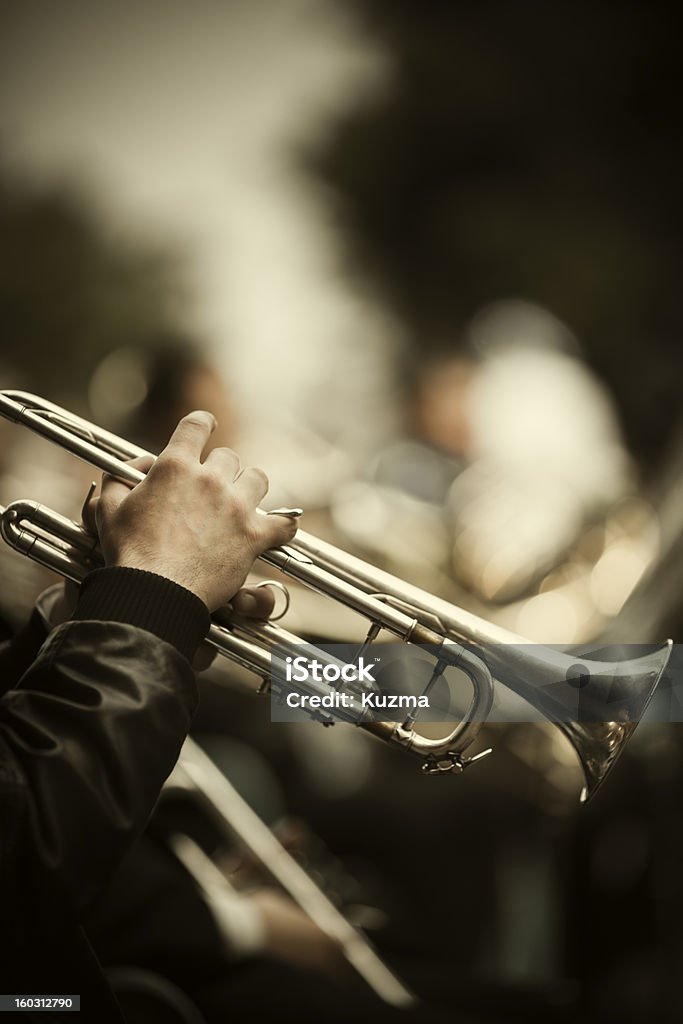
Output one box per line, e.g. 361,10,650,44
0,390,672,802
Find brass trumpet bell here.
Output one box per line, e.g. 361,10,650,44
556,642,672,801
456,638,672,801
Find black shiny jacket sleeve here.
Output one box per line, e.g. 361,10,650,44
0,567,211,927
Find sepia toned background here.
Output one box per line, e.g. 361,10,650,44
1,2,682,1021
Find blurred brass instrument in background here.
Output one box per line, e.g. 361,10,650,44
168,737,416,1008
0,391,672,802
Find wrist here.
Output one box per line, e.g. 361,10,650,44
113,555,210,611
73,566,211,660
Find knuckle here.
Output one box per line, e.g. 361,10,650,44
203,468,228,497
205,469,223,490
230,492,251,520
154,452,187,477
245,521,265,550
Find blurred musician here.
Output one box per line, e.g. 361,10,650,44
334,301,632,614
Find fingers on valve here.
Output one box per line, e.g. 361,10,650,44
204,444,242,479
258,507,299,550
236,464,270,504
231,586,276,619
161,410,217,460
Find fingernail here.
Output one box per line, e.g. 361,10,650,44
267,507,303,518
192,410,217,430
233,592,258,614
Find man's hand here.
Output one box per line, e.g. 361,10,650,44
95,411,297,611
192,585,277,672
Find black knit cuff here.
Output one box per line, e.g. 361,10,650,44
72,567,210,662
